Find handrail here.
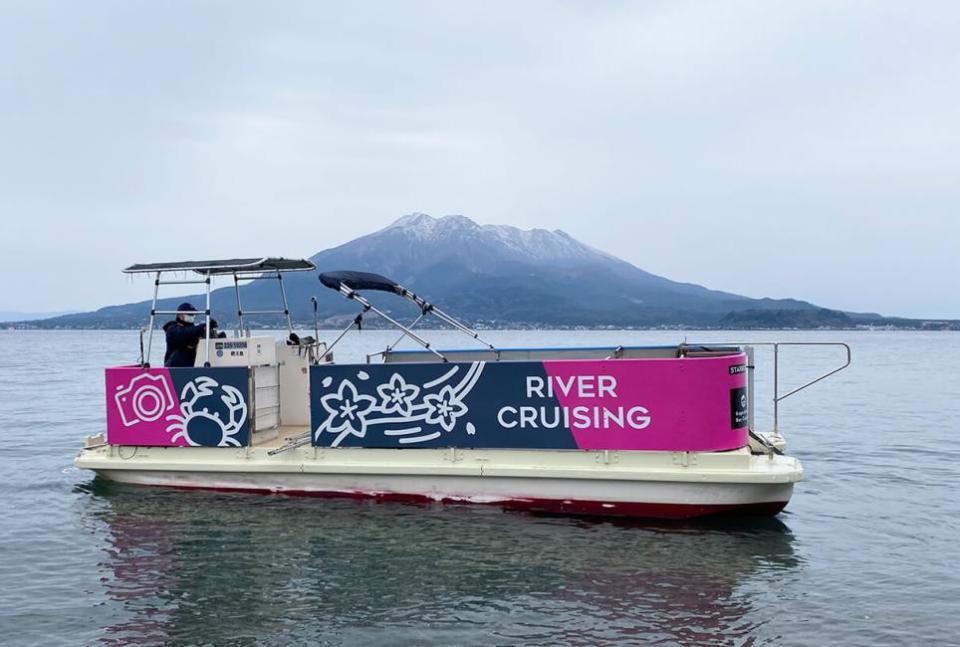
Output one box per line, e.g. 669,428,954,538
772,343,851,431
284,339,850,455
732,342,851,433
687,340,851,446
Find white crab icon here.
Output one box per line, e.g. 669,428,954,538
165,376,248,447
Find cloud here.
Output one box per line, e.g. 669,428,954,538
0,1,957,316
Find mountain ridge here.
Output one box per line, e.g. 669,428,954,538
12,214,958,330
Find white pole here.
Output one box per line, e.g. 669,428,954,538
204,274,212,367
145,271,160,366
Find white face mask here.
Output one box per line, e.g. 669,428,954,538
181,314,195,324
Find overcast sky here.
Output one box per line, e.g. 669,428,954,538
1,1,958,318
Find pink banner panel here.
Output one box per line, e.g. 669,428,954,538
105,366,250,447
543,354,748,451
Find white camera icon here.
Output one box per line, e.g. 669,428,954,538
114,373,177,427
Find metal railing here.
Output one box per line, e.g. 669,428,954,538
143,272,214,367
770,342,851,433
692,341,851,445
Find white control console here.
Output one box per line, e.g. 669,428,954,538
194,335,324,438
195,336,278,367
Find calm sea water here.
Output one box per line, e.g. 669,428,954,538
0,329,958,646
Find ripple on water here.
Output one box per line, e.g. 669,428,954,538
0,330,959,645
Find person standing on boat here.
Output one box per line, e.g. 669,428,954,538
163,302,217,367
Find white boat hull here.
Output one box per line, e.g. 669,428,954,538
77,444,801,519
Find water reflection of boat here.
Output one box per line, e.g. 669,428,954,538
76,259,850,519
84,479,800,644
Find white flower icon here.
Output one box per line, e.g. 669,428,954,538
320,380,377,442
424,384,468,432
376,373,421,416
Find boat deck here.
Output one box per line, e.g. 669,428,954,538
251,425,310,449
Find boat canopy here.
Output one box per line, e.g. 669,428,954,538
128,257,314,365
124,257,316,275
319,271,401,294
318,269,496,361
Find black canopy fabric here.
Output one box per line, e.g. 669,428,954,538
319,271,401,294
124,258,316,275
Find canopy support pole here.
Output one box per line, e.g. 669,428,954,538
385,312,425,354
277,270,293,336
428,305,497,351
145,271,160,367
322,309,368,359
203,275,211,367
233,273,245,335
343,288,447,362
317,272,491,359
310,296,320,348
396,287,497,351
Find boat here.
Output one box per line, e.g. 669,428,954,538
75,258,851,519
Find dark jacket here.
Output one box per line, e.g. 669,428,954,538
163,320,209,367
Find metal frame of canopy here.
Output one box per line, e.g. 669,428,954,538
317,271,498,362
124,257,316,367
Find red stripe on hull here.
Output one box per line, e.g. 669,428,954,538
147,482,788,520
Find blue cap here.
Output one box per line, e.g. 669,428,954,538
177,302,197,313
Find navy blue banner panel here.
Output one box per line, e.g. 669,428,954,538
310,361,577,449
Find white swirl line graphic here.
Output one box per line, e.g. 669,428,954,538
452,362,479,394
384,427,423,436
366,404,431,427
423,366,460,389
453,361,485,399
316,361,487,446
399,431,441,444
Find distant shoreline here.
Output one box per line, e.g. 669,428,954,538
4,325,956,332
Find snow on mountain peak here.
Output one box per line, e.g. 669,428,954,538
382,213,606,263
384,213,476,239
